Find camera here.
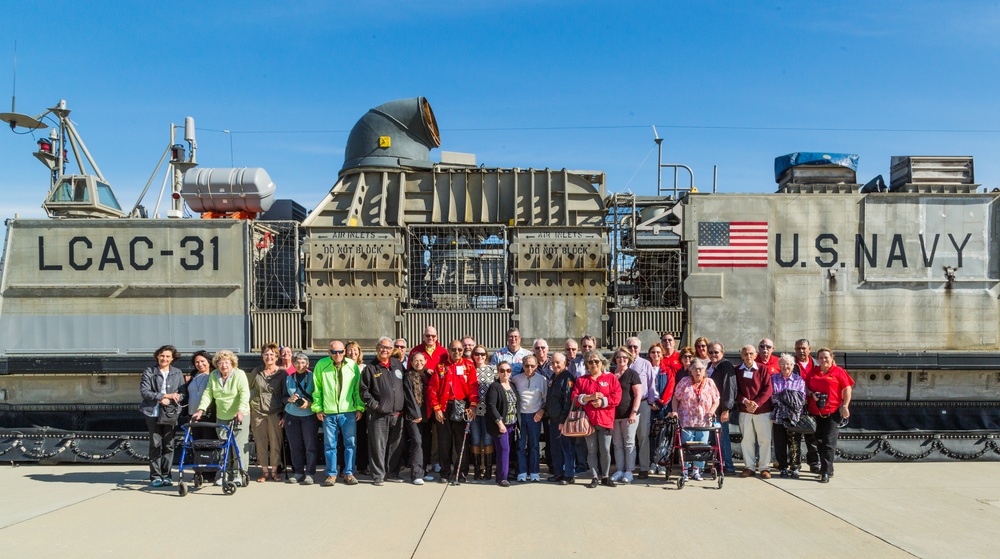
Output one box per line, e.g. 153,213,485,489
297,398,310,410
814,392,829,411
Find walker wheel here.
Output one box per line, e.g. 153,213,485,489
677,477,685,490
193,474,204,488
222,482,237,495
178,482,189,497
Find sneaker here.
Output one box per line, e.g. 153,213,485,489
819,474,830,483
373,479,384,486
647,466,657,475
692,470,703,482
433,463,441,473
516,473,527,482
423,475,435,482
611,471,624,482
547,475,562,483
622,471,634,484
529,473,541,482
214,477,223,486
564,477,576,485
602,477,616,488
322,476,336,487
437,476,448,483
344,475,358,486
682,472,689,482
412,478,425,485
657,465,667,475
387,477,405,483
790,469,800,479
233,479,243,487
150,478,164,488
587,478,599,489
287,475,301,484
161,478,173,487
301,476,314,485
498,480,511,487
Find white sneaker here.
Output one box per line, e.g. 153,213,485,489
647,466,657,475
412,478,424,485
611,471,624,482
516,473,527,482
657,465,667,475
622,471,634,484
214,477,223,486
423,475,435,482
529,473,541,482
234,478,243,487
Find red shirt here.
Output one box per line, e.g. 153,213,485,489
805,365,854,415
427,357,478,414
656,359,678,407
571,372,622,430
755,354,780,376
410,344,448,373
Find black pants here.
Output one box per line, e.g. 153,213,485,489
813,411,842,476
438,419,469,479
145,416,177,481
405,419,426,480
368,412,404,481
804,432,820,468
285,413,319,477
772,423,802,471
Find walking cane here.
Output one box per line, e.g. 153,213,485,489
452,413,473,486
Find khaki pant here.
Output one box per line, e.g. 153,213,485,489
251,410,284,469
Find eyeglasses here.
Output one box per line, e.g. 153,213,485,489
523,363,537,368
614,355,629,360
662,339,675,344
377,345,392,351
585,359,602,365
449,347,463,352
708,350,721,355
626,344,639,350
394,344,406,349
473,352,487,357
424,334,437,338
681,354,693,359
759,344,773,349
565,347,578,352
329,350,344,355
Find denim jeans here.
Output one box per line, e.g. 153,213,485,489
470,415,493,447
322,412,357,477
681,428,710,470
550,417,576,478
518,413,542,475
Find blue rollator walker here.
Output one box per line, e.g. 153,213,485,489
176,420,249,496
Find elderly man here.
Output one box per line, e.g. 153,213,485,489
312,340,365,487
661,333,681,373
410,326,448,373
756,338,780,376
427,340,478,484
512,355,548,482
707,341,737,474
794,338,822,473
624,336,659,479
736,344,774,478
491,327,532,375
394,338,408,367
360,337,413,486
532,339,554,380
564,339,582,377
461,336,476,359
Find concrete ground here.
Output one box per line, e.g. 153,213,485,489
0,462,997,559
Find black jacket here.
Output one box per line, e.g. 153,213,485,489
547,370,576,424
708,359,738,412
485,381,519,438
360,357,412,416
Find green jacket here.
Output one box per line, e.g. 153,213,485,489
311,357,365,415
198,368,250,421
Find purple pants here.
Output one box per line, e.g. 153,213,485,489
493,425,516,483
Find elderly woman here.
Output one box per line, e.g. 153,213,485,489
470,345,496,481
139,345,185,487
193,350,251,485
284,352,318,485
572,350,623,488
404,352,432,485
806,348,854,483
610,347,642,484
249,342,286,482
278,345,296,374
772,353,807,478
485,362,519,487
669,357,720,481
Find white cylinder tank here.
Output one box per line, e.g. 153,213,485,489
181,167,276,213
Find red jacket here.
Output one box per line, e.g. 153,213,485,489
656,359,678,407
427,357,478,415
571,372,622,430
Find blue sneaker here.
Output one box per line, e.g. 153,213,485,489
150,478,164,488
161,478,173,487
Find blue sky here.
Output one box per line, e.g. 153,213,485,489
2,1,999,220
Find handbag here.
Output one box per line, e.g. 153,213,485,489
446,377,468,422
783,413,817,435
561,401,593,437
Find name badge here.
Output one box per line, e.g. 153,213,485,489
456,366,465,376
743,370,754,379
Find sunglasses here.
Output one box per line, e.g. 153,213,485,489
708,350,721,355
394,344,406,349
759,344,773,349
473,352,487,357
329,350,344,355
449,347,463,352
586,359,602,365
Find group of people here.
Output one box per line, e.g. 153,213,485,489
138,329,854,489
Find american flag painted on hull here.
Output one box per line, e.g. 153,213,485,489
697,221,769,267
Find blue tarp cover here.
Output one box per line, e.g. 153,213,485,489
774,152,859,182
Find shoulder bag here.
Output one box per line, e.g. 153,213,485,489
561,399,593,437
